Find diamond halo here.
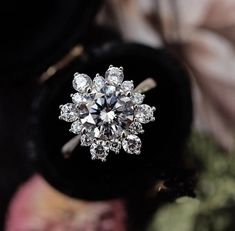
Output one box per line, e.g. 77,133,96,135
59,65,156,161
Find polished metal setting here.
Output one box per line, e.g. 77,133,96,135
59,65,156,161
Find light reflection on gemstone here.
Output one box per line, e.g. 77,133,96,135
122,135,141,154
59,66,156,161
79,92,134,139
73,73,92,92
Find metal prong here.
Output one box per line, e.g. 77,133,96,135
101,158,107,162
96,73,100,77
121,130,127,139
152,106,156,112
87,87,92,93
59,105,63,109
127,92,132,97
91,155,97,160
151,117,155,122
119,66,123,71
109,65,113,68
74,72,79,77
81,127,87,135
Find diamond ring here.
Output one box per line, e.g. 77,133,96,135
59,65,156,161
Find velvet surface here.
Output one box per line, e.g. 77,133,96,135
0,0,102,84
32,43,192,200
0,1,105,228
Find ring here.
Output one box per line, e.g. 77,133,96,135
59,65,156,161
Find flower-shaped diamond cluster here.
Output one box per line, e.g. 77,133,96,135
59,65,155,161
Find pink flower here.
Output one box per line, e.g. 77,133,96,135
5,175,127,231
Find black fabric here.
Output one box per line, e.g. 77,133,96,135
0,0,102,84
32,43,192,200
0,1,105,227
0,26,121,229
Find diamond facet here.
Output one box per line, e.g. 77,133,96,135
59,103,78,122
105,66,124,85
122,135,142,154
101,85,116,96
73,73,92,92
135,104,155,124
79,93,134,140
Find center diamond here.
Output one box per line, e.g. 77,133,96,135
100,110,116,123
79,87,134,139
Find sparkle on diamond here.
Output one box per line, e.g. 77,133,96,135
77,87,135,140
59,65,155,161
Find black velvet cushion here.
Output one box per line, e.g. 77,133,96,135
32,43,192,200
0,0,102,84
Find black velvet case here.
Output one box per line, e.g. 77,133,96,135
0,0,192,205
32,43,192,200
0,1,105,229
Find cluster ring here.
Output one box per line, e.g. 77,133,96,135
59,65,156,161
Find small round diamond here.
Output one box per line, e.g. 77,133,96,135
70,120,83,134
110,140,122,153
131,92,145,105
135,104,155,124
122,135,142,154
59,103,78,122
121,81,134,93
80,134,93,146
129,122,144,134
105,66,124,86
73,73,92,92
72,93,84,104
93,75,105,91
72,93,92,105
90,140,109,161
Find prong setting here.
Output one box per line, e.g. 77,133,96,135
59,65,156,161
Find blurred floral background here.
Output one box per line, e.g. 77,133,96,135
2,0,235,230
99,0,235,151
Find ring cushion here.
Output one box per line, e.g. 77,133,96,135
33,43,192,200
